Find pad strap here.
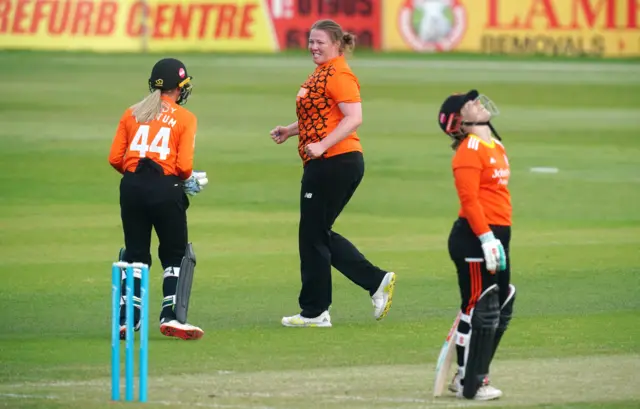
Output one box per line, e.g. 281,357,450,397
163,267,180,279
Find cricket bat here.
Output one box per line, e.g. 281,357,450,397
433,311,461,397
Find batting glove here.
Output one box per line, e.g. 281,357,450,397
478,231,507,272
183,171,208,196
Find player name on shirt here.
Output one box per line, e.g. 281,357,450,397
152,104,179,128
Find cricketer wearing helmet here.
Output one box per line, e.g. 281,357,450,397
438,90,516,400
108,58,207,341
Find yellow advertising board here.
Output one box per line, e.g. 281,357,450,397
0,0,277,52
383,0,640,58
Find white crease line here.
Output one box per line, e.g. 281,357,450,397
0,393,272,409
153,394,470,408
206,393,473,408
0,393,57,399
153,400,275,409
212,391,430,403
5,380,101,388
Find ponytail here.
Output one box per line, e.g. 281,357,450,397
130,89,162,123
341,32,356,54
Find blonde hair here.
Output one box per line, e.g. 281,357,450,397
130,89,162,123
311,19,356,54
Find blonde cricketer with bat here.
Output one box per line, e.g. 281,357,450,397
108,58,207,341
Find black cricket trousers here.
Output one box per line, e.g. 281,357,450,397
120,158,189,270
298,151,387,318
448,217,511,314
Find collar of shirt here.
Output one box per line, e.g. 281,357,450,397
317,54,345,68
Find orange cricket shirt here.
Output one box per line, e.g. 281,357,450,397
452,134,512,236
295,55,363,164
108,96,197,180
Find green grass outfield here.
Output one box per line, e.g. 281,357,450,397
0,50,639,409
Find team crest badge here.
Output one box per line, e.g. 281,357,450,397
398,0,467,52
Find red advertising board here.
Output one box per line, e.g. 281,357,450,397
267,0,381,50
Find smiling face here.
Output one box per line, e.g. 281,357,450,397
308,29,341,65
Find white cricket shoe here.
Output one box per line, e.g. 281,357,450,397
453,373,502,400
372,272,396,320
159,319,204,340
458,384,503,401
281,311,332,327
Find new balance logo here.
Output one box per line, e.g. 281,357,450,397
304,193,313,199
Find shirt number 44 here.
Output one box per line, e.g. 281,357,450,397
130,125,171,160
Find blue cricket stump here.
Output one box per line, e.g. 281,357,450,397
111,261,149,403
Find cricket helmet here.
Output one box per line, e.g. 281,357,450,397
438,89,501,141
148,58,193,105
